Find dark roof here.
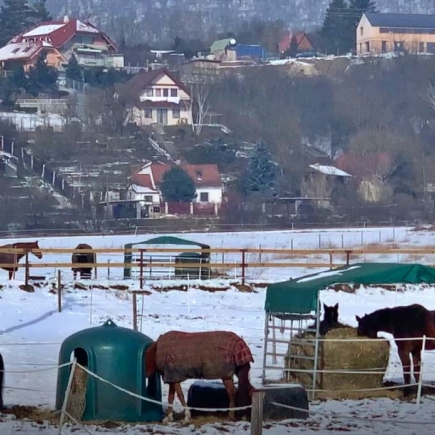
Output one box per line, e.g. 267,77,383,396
365,13,435,29
118,68,190,104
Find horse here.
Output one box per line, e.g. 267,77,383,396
0,352,4,410
0,241,43,280
309,303,346,335
356,304,435,394
145,330,254,423
71,244,96,280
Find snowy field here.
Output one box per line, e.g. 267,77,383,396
2,226,435,434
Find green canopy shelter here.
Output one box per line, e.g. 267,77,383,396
124,235,211,279
262,263,435,393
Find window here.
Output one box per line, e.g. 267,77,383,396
12,48,19,54
155,88,162,97
360,27,363,36
394,41,404,52
365,42,370,52
172,109,180,118
171,88,178,97
163,88,169,97
200,192,209,202
419,42,425,52
153,206,161,213
144,109,152,118
381,41,387,53
145,88,153,97
144,195,153,202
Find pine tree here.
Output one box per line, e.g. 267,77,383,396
31,0,52,24
246,142,277,196
0,0,33,46
28,54,58,95
65,54,82,81
160,167,197,202
288,35,299,57
9,64,28,91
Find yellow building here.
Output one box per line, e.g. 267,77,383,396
357,13,435,55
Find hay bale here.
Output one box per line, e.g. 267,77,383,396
285,327,390,398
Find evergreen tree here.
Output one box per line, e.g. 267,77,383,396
65,54,82,81
246,142,277,196
0,0,33,46
348,0,377,50
27,54,58,95
9,64,28,91
288,35,299,57
160,166,197,202
31,0,52,23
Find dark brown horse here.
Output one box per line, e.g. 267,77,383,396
72,244,96,280
356,304,435,394
0,352,4,409
309,303,346,335
145,330,254,423
0,241,43,280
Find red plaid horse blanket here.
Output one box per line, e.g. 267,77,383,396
155,331,254,383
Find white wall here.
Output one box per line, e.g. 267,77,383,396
194,187,222,203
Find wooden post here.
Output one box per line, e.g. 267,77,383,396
24,250,29,286
57,270,62,313
107,260,111,279
345,250,351,266
250,390,265,435
329,252,333,269
241,249,247,286
133,292,138,331
139,250,144,290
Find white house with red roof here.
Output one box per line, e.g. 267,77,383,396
119,68,192,126
0,16,123,72
127,161,223,215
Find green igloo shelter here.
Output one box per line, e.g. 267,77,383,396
55,319,164,423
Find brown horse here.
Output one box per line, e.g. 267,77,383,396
71,243,96,280
145,330,254,423
0,241,43,280
356,304,435,394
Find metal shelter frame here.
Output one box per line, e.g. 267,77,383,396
262,296,321,400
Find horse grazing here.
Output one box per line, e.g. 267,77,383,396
309,303,346,335
0,241,43,280
0,352,4,409
72,244,96,280
145,330,254,423
356,304,435,393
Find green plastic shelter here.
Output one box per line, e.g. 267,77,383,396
123,236,210,279
265,263,435,314
55,319,163,423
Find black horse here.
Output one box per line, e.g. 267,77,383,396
71,243,96,280
0,352,4,409
356,304,435,394
309,303,345,335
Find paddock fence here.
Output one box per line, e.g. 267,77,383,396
3,245,435,287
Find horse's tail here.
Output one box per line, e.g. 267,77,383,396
0,352,4,409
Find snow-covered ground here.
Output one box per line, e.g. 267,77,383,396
2,226,435,434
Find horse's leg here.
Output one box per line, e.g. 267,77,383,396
398,347,413,395
173,383,191,423
163,383,176,423
412,351,421,384
223,378,237,421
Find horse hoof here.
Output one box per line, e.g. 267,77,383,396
163,415,174,423
403,386,415,397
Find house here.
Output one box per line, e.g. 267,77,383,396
278,31,315,55
5,16,123,70
301,163,352,209
210,38,237,61
357,13,435,55
0,41,65,71
127,161,223,217
119,68,192,127
209,38,266,62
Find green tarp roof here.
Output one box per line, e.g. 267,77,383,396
124,236,210,249
265,263,435,314
210,38,232,53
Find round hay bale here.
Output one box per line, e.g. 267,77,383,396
286,327,391,399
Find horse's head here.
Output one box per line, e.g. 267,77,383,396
32,241,43,259
355,314,378,338
323,303,339,324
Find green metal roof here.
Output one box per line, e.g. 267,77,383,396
124,236,210,250
265,263,435,314
210,38,232,53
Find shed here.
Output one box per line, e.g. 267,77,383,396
262,263,435,395
123,235,211,279
55,319,163,423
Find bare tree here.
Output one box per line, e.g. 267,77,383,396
190,82,211,136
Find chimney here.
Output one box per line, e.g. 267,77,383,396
64,15,69,23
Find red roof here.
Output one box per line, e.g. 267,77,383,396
132,162,221,189
278,31,314,53
11,18,117,51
